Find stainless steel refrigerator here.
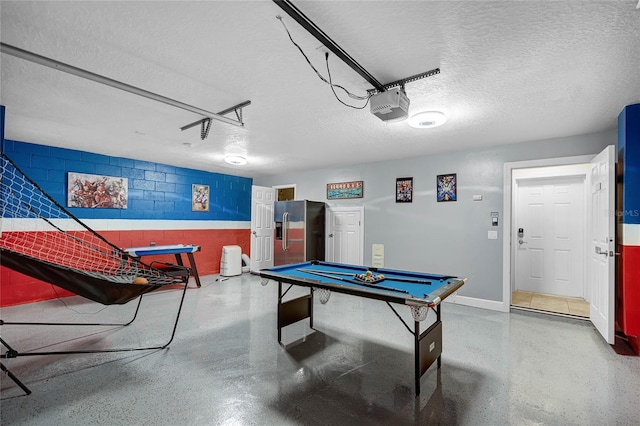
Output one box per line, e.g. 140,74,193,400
274,200,325,265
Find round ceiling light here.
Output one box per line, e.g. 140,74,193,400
224,155,247,166
408,111,447,129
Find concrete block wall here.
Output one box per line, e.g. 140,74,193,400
0,136,252,306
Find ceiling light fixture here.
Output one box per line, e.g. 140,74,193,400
408,111,447,129
224,155,247,166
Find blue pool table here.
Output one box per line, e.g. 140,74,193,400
258,260,467,396
124,244,202,287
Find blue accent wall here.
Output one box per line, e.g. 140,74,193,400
618,103,640,225
2,140,252,221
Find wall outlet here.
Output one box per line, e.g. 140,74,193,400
488,231,498,240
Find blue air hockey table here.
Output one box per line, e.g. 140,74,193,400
124,244,202,287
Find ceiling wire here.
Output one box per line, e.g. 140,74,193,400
325,53,370,110
276,15,371,108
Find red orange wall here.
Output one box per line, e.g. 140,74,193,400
619,245,640,353
1,228,250,307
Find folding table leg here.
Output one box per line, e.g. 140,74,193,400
1,362,31,395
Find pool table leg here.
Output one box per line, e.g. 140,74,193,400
276,282,314,343
414,305,444,396
415,321,421,396
436,305,442,369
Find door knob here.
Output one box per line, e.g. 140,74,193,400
252,231,257,235
328,233,334,238
518,239,527,245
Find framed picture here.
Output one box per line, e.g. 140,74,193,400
67,172,128,209
396,177,413,203
192,184,210,212
327,181,364,200
437,173,457,202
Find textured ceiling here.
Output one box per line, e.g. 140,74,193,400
1,1,639,178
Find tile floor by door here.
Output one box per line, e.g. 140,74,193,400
1,273,639,425
511,290,590,318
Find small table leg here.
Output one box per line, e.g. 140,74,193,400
186,253,202,287
174,253,201,288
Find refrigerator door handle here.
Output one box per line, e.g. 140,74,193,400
282,212,289,251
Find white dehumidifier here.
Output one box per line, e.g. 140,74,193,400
220,245,242,277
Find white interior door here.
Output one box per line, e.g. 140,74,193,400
515,176,586,297
250,185,275,272
589,145,615,344
326,206,364,265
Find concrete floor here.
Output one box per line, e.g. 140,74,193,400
1,273,639,425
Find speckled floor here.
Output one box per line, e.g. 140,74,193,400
1,273,639,425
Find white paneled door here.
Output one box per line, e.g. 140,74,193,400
515,176,586,298
326,207,364,265
589,146,615,344
250,185,275,272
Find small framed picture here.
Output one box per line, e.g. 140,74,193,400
437,173,457,202
192,184,210,211
396,177,413,203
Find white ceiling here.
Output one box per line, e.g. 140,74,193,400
1,1,639,179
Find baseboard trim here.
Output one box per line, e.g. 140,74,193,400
443,294,507,312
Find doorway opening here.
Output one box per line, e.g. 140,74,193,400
502,154,595,317
504,147,616,342
274,185,296,201
512,168,590,319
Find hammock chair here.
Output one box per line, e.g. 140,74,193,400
0,151,191,395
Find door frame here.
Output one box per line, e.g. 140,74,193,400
325,205,365,265
502,154,594,313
